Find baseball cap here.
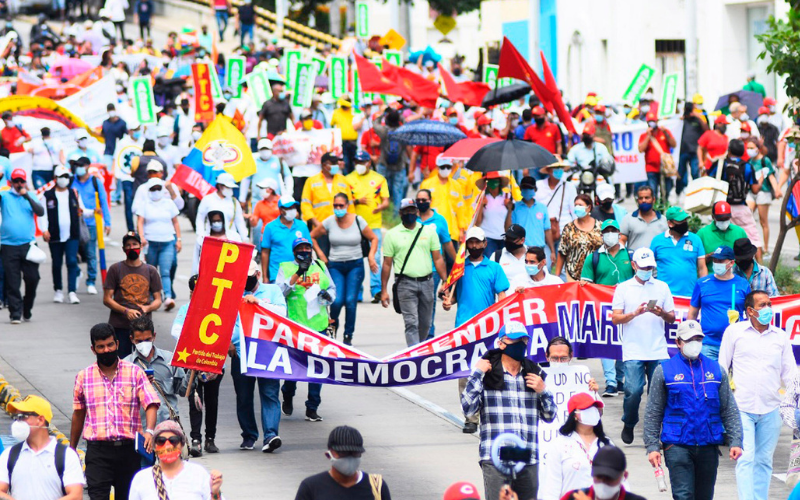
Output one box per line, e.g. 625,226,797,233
567,392,604,414
596,183,615,201
712,245,735,261
10,168,27,181
145,177,165,189
592,446,626,479
146,161,164,172
676,320,704,341
248,259,259,275
436,154,453,167
74,129,89,140
292,237,311,250
258,138,273,150
327,425,365,453
372,97,384,106
256,177,279,191
443,482,481,500
733,238,758,260
54,165,71,177
498,321,528,340
278,195,298,208
215,172,238,188
632,247,656,268
594,104,606,113
445,107,458,117
504,224,526,241
476,115,492,126
645,112,657,122
321,152,342,164
354,150,370,163
758,106,770,116
582,122,596,136
713,201,732,218
399,198,417,210
665,206,690,222
520,176,536,189
465,226,486,242
122,231,142,246
714,114,729,125
601,219,620,231
532,106,545,117
740,121,751,132
764,97,777,106
7,395,53,423
337,96,352,108
692,94,704,105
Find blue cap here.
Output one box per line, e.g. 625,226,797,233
292,237,311,250
712,245,735,260
354,150,370,162
497,321,529,340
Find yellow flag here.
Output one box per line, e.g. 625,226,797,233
191,116,256,182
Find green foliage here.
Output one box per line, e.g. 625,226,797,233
756,1,800,118
382,202,400,229
423,0,482,15
774,263,800,295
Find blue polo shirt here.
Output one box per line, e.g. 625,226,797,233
454,257,509,327
511,200,550,247
690,274,750,347
419,210,452,245
262,218,311,281
73,175,111,228
650,231,706,297
0,190,36,245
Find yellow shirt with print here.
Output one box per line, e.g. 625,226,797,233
300,172,353,222
331,108,359,141
419,175,466,241
346,169,388,229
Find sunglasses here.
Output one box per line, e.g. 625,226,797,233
155,435,183,446
12,413,37,421
11,178,25,184
332,204,347,209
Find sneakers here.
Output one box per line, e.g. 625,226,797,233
463,422,478,434
239,438,255,450
68,292,80,304
371,292,381,304
602,386,618,398
262,436,282,453
164,298,176,312
53,290,64,303
189,439,203,457
205,438,220,453
621,426,635,445
305,409,323,422
10,319,21,325
86,284,98,295
282,398,293,416
343,334,352,346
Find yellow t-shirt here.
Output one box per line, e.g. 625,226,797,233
346,169,388,229
331,108,358,141
420,175,465,241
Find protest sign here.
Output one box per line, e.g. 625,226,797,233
483,64,498,90
594,117,682,184
272,128,342,167
356,1,369,38
384,50,402,67
291,61,317,109
206,61,223,101
192,63,215,123
379,29,405,50
285,49,302,90
226,56,246,99
129,76,157,125
659,72,681,119
244,70,273,109
622,63,656,105
330,56,347,100
311,56,326,78
172,238,253,373
171,163,216,199
352,67,364,108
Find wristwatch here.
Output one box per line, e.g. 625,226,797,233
145,429,155,436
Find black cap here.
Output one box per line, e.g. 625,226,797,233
77,156,91,166
321,152,342,165
504,224,526,241
520,176,537,189
122,231,141,246
733,238,757,260
591,446,626,479
327,425,365,453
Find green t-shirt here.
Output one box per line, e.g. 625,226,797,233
382,223,441,278
751,157,775,193
580,245,634,285
696,222,748,272
743,80,767,98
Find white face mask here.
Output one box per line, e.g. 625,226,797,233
741,132,750,139
135,341,153,357
192,130,202,141
261,188,273,199
149,189,164,201
715,220,730,231
284,208,297,221
593,482,621,500
77,138,87,148
578,406,601,427
259,150,273,161
157,137,170,148
355,163,368,175
681,340,702,360
56,176,70,188
219,186,233,198
438,167,451,178
108,111,117,118
746,148,758,157
210,221,224,232
602,232,619,247
11,421,32,441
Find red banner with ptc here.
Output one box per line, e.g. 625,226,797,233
192,63,215,124
171,238,253,373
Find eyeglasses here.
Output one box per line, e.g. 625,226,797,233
548,356,570,363
12,413,37,421
155,435,183,446
332,204,347,209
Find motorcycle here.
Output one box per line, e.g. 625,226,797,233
568,155,616,196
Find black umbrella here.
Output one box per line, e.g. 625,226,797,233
481,83,532,107
464,140,557,173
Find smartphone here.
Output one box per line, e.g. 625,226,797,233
646,300,657,310
144,369,154,376
499,445,532,463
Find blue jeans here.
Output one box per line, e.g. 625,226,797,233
253,219,264,254
663,444,719,500
84,225,98,286
622,359,660,427
281,381,322,411
31,170,53,190
700,343,720,361
376,164,408,213
677,152,699,195
369,228,382,296
737,409,782,500
230,355,281,443
329,259,364,339
428,271,441,339
215,10,229,39
120,180,134,232
240,23,254,46
49,238,79,292
646,172,674,201
601,358,624,389
342,140,357,174
146,240,175,300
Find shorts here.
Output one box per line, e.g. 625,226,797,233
756,190,774,206
730,203,762,247
746,192,755,204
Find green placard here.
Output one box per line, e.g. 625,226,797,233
245,70,273,109
355,1,369,38
330,56,347,100
311,56,326,78
285,49,303,90
658,72,681,119
483,64,499,90
384,50,402,67
352,66,363,108
129,76,157,125
622,63,656,106
205,61,223,101
291,62,316,109
226,56,246,98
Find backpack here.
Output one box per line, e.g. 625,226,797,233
385,138,402,165
724,159,748,205
7,441,68,496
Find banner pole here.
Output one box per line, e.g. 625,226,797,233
185,370,196,398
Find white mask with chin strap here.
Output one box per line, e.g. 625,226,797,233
593,482,621,500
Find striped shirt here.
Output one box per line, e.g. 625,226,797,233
73,360,160,441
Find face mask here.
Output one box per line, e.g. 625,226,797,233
672,221,689,235
438,167,451,178
278,91,286,100
638,202,652,212
578,406,601,427
640,104,650,113
756,306,774,325
715,220,730,231
116,84,124,93
210,221,224,233
757,115,768,124
593,482,621,500
712,262,729,276
487,179,500,190
746,148,758,157
736,258,754,270
329,454,361,476
741,113,750,122
510,119,519,128
126,248,141,261
636,269,652,281
416,200,430,213
401,212,418,225
647,121,657,128
219,187,232,198
505,240,523,252
246,274,259,291
741,132,750,140
75,167,87,177
149,190,163,201
552,169,564,180
284,209,298,221
534,117,545,126
11,421,36,441
526,264,541,276
133,131,143,140
355,163,368,175
295,251,312,264
334,208,347,218
601,199,613,210
192,130,202,141
681,340,702,360
135,341,153,357
502,341,527,361
603,232,619,247
769,105,776,113
96,349,119,367
108,111,117,118
594,115,604,123
449,117,459,125
56,176,70,188
329,165,340,175
467,246,484,259
77,138,87,148
574,206,587,218
521,188,536,201
156,448,181,464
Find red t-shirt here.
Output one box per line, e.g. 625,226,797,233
413,145,445,173
1,127,29,153
697,130,730,169
360,128,380,157
523,122,562,154
638,129,672,174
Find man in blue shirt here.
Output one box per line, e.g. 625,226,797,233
66,129,101,164
688,245,750,360
650,206,707,297
101,103,127,169
261,196,311,283
0,168,44,324
510,176,553,255
444,226,510,434
71,157,112,295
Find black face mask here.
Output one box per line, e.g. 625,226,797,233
96,349,118,367
401,212,417,225
126,248,141,261
295,251,312,264
736,258,754,270
246,274,259,291
453,68,462,77
672,221,689,236
467,246,484,259
582,135,593,146
534,117,545,126
601,200,613,210
416,201,430,213
505,240,524,252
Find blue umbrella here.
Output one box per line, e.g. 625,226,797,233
388,120,467,147
408,46,442,65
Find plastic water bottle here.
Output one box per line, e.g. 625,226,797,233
654,466,668,492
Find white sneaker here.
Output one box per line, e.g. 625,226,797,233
87,285,98,295
69,292,81,304
53,290,64,303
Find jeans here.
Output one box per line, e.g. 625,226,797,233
647,171,674,201
84,224,98,286
601,358,624,389
737,409,782,500
146,240,175,300
428,271,441,339
376,164,408,213
118,180,134,231
328,259,364,339
368,228,382,296
663,444,719,500
481,462,538,500
396,276,434,346
677,152,699,195
189,371,223,441
240,23,254,46
1,244,40,321
230,355,282,442
282,381,322,411
49,238,79,292
215,10,229,39
622,359,660,427
342,140,357,174
483,238,503,259
701,343,720,361
85,441,139,500
31,170,53,190
0,252,5,305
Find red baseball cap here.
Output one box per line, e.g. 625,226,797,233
645,112,657,122
713,201,732,216
445,107,458,117
758,106,770,116
443,482,481,500
10,168,26,181
567,392,604,414
740,122,751,132
476,115,492,126
714,114,729,125
582,121,596,136
594,104,606,113
532,106,545,116
763,97,777,106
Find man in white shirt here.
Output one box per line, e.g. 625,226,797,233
29,127,62,189
511,246,563,291
0,395,84,500
535,162,576,268
719,290,797,500
611,247,675,446
195,172,248,240
496,224,527,285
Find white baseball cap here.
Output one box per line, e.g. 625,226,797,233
256,177,279,191
74,129,89,141
54,165,71,177
465,226,486,242
215,172,238,188
258,138,273,150
676,320,704,340
596,183,615,201
632,247,657,268
145,161,164,172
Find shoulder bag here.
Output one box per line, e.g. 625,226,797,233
391,226,423,314
650,132,677,177
354,216,370,258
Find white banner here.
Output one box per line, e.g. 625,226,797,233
272,128,342,167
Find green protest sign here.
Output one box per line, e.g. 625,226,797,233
129,76,157,125
355,1,369,38
352,66,363,108
291,61,316,109
330,56,347,100
622,63,656,105
245,70,273,109
483,64,499,90
384,50,402,67
658,72,681,119
285,49,303,90
205,61,223,101
311,56,326,78
226,56,246,98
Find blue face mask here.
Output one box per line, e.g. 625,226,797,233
502,341,528,361
329,165,340,175
333,208,347,218
712,262,729,276
521,188,536,201
525,264,540,276
75,167,87,177
132,131,142,140
278,92,286,100
449,117,458,125
595,115,604,123
636,269,653,281
574,206,587,218
756,306,774,325
552,169,564,180
638,202,653,212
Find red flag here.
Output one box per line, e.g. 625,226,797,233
540,51,576,135
381,60,440,108
353,53,404,95
437,63,491,107
497,37,553,113
171,164,216,199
